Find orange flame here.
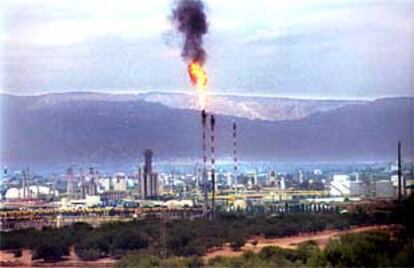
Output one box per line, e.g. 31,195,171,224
188,61,208,110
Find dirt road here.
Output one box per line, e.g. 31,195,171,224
204,225,393,260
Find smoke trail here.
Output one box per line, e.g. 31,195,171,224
171,0,208,64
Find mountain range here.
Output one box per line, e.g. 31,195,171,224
1,92,412,166
136,92,365,121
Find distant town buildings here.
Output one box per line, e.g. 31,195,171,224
1,158,412,215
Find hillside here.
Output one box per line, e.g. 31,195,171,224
1,93,412,165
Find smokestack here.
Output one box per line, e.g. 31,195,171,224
21,169,26,199
67,167,74,199
398,141,402,201
144,149,153,174
201,110,208,213
210,114,216,216
21,168,30,199
194,164,201,194
142,149,158,200
52,173,57,199
172,0,210,214
89,167,97,196
233,121,238,194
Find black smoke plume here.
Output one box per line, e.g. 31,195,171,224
171,0,208,64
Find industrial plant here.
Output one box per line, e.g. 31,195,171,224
1,138,412,231
1,0,413,267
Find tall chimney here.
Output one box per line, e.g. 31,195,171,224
89,167,97,196
142,149,158,199
21,169,26,199
66,167,74,199
52,173,57,199
144,149,153,174
201,110,208,214
210,114,216,216
398,141,402,201
22,168,30,199
233,121,238,194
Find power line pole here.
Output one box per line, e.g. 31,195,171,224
160,213,167,258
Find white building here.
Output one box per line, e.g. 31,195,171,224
280,177,286,190
226,172,233,187
391,174,405,188
60,195,101,209
390,163,399,172
5,186,58,199
298,170,304,184
164,199,193,209
113,176,128,192
329,174,351,196
313,169,322,176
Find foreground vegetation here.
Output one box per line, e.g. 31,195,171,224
117,230,413,267
1,197,412,266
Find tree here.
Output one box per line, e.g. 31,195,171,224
112,229,149,251
32,236,70,261
13,249,22,258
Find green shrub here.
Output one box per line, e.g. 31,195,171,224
117,254,160,268
75,248,102,261
229,236,246,251
32,235,70,261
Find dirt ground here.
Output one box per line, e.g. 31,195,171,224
204,225,393,260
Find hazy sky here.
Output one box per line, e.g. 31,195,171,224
1,0,413,99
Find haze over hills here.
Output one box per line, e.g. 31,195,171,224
7,91,365,121
135,92,365,121
0,92,412,166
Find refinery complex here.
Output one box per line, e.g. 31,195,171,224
1,144,412,231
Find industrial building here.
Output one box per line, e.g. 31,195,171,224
112,173,128,192
140,150,159,200
329,174,351,196
329,174,365,197
375,180,395,198
5,186,58,200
